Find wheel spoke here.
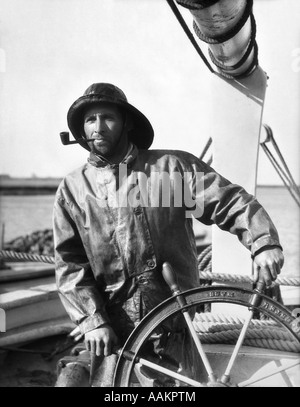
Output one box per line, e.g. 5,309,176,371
136,357,204,387
162,262,217,382
122,350,204,387
182,309,217,382
220,278,266,384
220,310,254,384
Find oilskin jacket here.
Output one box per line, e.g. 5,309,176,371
53,144,281,339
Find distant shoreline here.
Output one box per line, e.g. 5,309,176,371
0,176,62,195
0,189,59,196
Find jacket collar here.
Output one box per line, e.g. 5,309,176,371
88,143,138,168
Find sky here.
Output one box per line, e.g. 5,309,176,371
0,0,299,185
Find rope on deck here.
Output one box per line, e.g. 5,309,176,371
194,312,276,330
0,249,299,287
195,321,292,342
193,313,300,353
0,250,55,264
199,270,300,287
196,331,300,353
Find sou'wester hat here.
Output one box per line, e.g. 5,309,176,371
67,83,154,151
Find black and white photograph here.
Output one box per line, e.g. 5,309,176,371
0,0,299,390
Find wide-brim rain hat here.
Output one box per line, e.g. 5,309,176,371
67,83,154,151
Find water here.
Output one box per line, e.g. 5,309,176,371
0,195,55,242
0,186,299,277
256,186,300,278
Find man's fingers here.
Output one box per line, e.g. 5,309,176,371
90,340,97,355
104,341,112,357
266,256,282,281
69,326,81,338
90,339,113,357
96,340,105,357
84,338,90,352
259,267,273,287
85,338,99,355
75,333,84,342
253,262,260,283
83,326,119,358
270,261,281,280
253,248,285,287
85,340,105,357
279,255,284,269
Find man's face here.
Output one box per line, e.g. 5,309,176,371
83,103,126,157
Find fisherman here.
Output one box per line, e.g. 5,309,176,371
53,82,284,386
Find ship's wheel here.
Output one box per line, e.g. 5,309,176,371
113,263,300,387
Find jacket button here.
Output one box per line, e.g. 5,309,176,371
146,259,155,268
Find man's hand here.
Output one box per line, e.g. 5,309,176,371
253,247,284,287
84,324,119,357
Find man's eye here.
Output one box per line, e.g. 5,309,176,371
85,116,95,123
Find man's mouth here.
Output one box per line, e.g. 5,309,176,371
91,135,104,141
93,138,106,143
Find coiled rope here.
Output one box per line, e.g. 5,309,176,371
194,312,276,326
0,250,55,265
1,248,299,287
197,331,300,353
193,313,300,353
199,270,300,287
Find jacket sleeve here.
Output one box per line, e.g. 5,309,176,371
53,191,110,335
192,161,282,256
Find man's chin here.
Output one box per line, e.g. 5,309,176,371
91,144,110,157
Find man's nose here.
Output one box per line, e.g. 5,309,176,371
95,115,105,132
